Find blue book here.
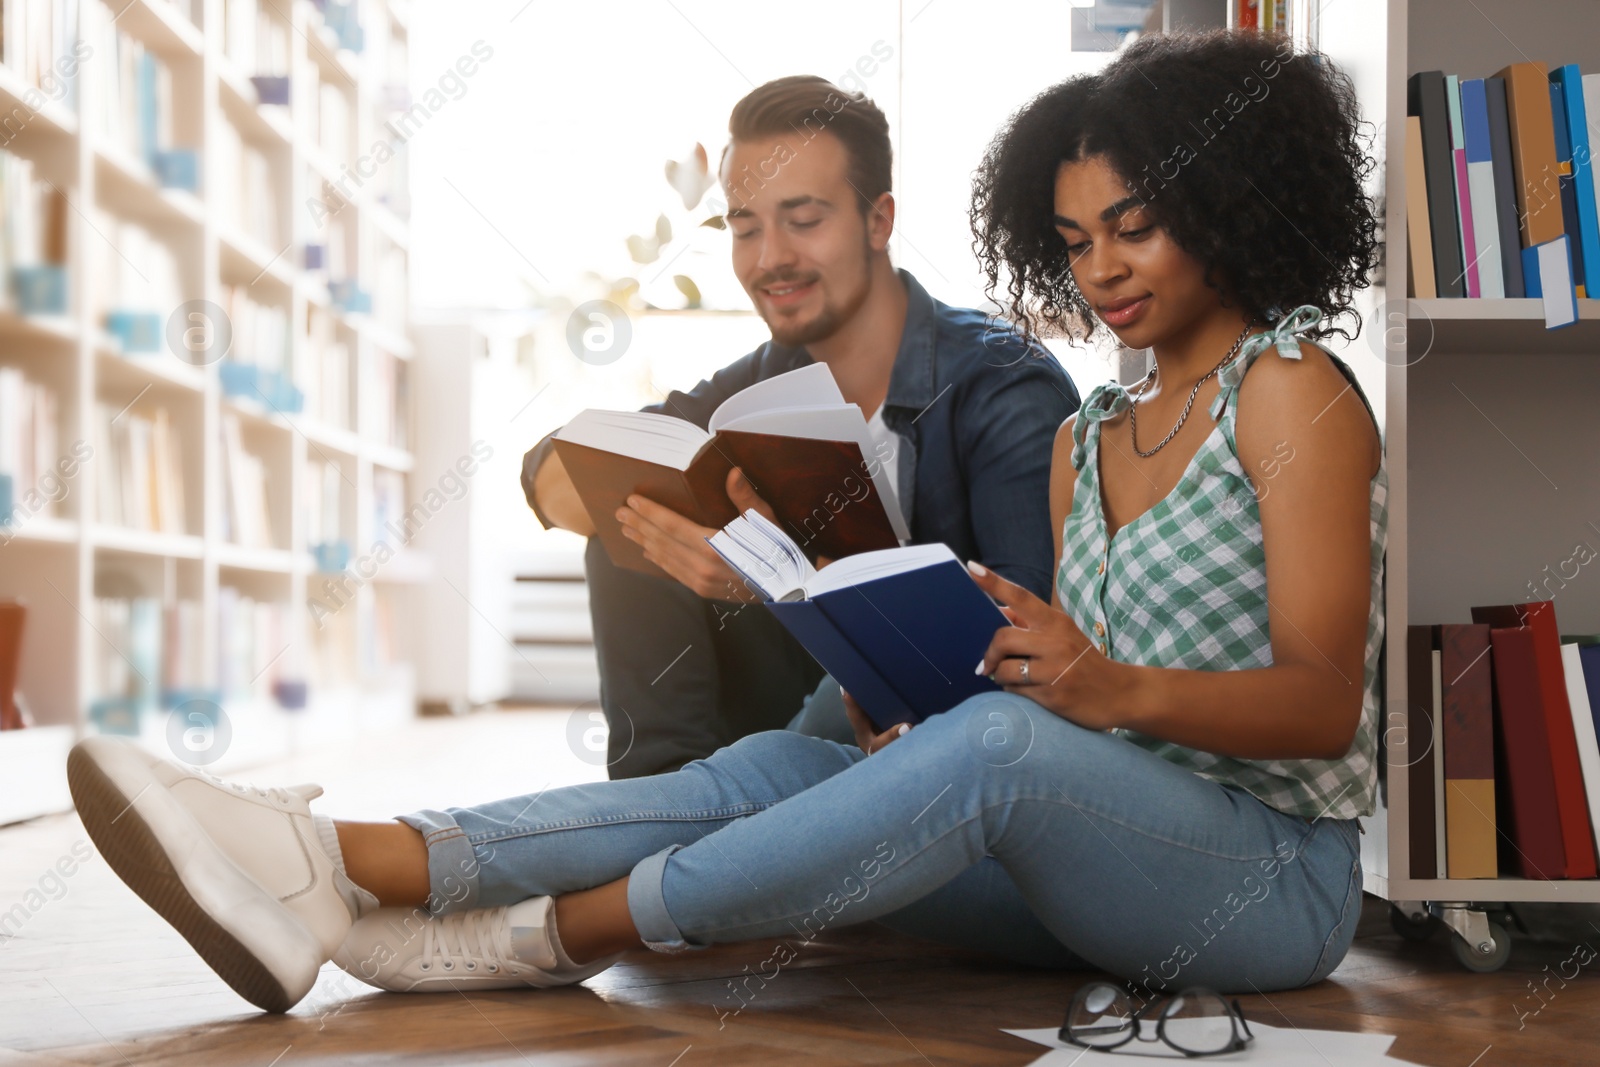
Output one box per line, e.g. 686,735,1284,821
1578,645,1600,745
1552,65,1600,298
1550,83,1586,292
1523,235,1579,328
1459,79,1505,298
709,510,1008,731
1484,77,1526,297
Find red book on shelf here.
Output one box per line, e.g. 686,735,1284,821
1486,625,1565,879
1472,600,1596,878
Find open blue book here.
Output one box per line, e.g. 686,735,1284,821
708,510,1008,731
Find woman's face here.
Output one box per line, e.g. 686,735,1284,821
1052,155,1221,350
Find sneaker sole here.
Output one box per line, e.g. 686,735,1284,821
68,739,322,1013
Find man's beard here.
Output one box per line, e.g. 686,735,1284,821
755,254,874,349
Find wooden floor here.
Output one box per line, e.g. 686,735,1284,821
2,708,1597,1066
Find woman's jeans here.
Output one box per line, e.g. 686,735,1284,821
399,692,1363,994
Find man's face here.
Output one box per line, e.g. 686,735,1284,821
721,131,883,347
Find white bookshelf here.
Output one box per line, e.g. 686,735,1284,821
0,0,420,823
1355,0,1600,949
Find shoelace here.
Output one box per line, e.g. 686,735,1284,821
418,908,513,976
197,769,315,807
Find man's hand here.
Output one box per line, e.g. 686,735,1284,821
616,467,775,602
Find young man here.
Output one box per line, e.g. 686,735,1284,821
524,76,1078,777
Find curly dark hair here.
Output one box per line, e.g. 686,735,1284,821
970,30,1379,345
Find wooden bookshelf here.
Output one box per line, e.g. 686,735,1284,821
1355,0,1600,936
0,0,419,823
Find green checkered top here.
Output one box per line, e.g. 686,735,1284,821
1056,306,1387,820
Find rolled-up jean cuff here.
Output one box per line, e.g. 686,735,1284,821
396,808,482,915
628,844,696,953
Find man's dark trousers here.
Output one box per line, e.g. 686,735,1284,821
584,537,826,777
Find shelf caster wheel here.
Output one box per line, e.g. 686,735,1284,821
1450,921,1511,973
1389,904,1440,943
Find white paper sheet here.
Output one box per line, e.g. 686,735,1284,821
1003,1019,1416,1066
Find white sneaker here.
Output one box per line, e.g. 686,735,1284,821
67,736,356,1012
334,897,619,993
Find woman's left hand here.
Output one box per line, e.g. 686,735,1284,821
968,561,1126,731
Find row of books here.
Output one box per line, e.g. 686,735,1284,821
89,589,288,731
301,305,352,428
94,401,187,534
214,117,282,248
1405,62,1598,321
0,366,58,523
365,348,408,451
223,0,290,80
1407,599,1600,881
312,78,352,169
88,4,194,187
0,0,81,111
90,213,184,347
219,411,276,550
303,457,344,554
221,286,289,373
1,153,69,315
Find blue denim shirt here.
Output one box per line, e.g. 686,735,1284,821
522,269,1081,599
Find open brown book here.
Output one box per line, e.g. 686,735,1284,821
552,364,909,579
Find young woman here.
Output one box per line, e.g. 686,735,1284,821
69,29,1384,1018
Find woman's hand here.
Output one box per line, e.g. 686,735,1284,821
843,690,912,755
968,561,1127,731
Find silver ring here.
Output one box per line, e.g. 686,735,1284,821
1019,658,1030,683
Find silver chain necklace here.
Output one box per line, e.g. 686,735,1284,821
1128,324,1255,458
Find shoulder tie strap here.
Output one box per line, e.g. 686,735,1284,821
1207,305,1322,420
1069,380,1133,471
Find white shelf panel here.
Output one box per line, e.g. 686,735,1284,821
219,229,296,290
94,145,205,229
365,443,414,471
216,62,296,150
0,61,78,146
96,342,206,395
92,525,204,559
299,419,362,456
217,544,296,574
0,516,79,546
0,725,75,826
113,0,205,59
0,311,79,348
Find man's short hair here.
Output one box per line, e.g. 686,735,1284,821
726,75,893,212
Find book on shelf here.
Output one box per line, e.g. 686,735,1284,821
90,213,182,351
1483,76,1526,298
708,509,1005,732
1443,74,1481,299
1403,625,1441,878
1404,60,1598,314
554,363,907,579
216,586,287,702
367,349,408,451
0,366,60,525
88,3,194,184
1458,79,1504,299
1471,600,1597,879
1,152,70,315
219,411,275,550
301,306,351,428
1,0,82,111
1560,641,1600,863
214,119,281,248
1435,623,1497,879
94,401,187,535
223,0,290,80
1486,623,1565,879
1403,117,1437,300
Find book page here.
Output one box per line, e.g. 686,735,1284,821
554,409,712,470
707,362,844,432
803,543,960,598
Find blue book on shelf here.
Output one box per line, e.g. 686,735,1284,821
153,148,200,193
0,474,12,526
1552,65,1600,298
139,52,159,165
251,75,291,106
1459,79,1505,298
1580,645,1600,748
106,310,163,352
1523,235,1579,329
1484,77,1525,298
10,265,68,314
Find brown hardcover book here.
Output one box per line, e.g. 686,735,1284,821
1405,625,1440,877
1496,62,1565,248
1435,624,1497,878
1472,600,1596,878
1404,117,1438,299
552,364,906,580
1487,625,1565,879
0,600,25,730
